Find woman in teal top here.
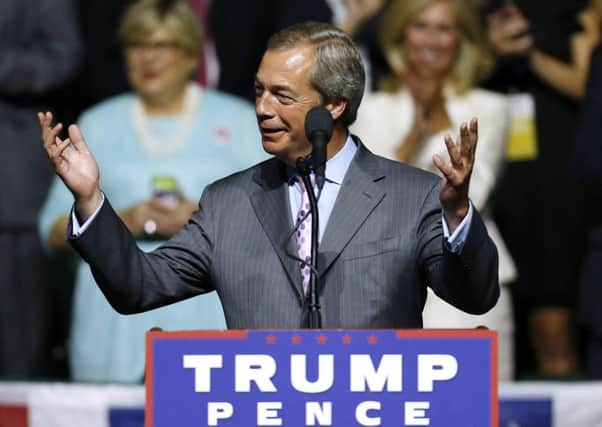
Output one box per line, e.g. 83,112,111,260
39,0,265,382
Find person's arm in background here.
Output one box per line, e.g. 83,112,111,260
0,0,82,96
487,3,597,100
528,7,599,100
336,0,385,36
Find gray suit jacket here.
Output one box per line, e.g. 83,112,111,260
71,142,499,329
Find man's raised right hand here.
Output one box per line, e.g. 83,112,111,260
38,111,102,221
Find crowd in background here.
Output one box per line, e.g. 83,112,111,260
1,0,601,383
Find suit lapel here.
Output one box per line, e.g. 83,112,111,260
319,142,386,275
248,144,386,298
249,159,305,302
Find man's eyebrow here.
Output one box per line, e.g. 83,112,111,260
272,84,297,95
254,76,298,97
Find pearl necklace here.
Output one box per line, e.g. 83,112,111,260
132,83,202,155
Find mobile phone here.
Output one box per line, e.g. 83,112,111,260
152,176,179,208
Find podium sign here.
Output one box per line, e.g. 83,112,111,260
146,329,497,427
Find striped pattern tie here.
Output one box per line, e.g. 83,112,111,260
295,175,314,294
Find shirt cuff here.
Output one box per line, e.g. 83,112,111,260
441,202,474,253
71,193,105,237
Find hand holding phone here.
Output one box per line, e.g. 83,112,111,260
487,1,534,57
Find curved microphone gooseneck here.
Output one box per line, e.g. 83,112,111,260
296,106,333,329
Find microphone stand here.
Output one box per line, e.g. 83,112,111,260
296,157,322,329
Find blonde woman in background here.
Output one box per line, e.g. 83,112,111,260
352,0,517,379
39,0,265,383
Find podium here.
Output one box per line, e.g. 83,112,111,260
145,329,497,426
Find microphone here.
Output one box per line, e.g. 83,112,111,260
304,106,333,190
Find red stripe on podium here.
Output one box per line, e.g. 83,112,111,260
0,405,28,427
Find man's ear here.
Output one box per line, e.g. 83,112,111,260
324,98,347,121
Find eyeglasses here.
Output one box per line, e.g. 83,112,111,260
126,41,182,54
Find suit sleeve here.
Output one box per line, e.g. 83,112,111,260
69,186,218,314
418,182,500,314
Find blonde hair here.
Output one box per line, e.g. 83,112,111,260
379,0,492,94
118,0,203,56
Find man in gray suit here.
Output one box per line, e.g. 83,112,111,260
39,22,499,329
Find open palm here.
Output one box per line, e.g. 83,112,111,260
432,118,478,231
38,112,102,215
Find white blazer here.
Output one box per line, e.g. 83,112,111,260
352,87,517,285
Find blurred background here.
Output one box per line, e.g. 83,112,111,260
1,0,602,425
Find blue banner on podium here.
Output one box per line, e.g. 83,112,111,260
146,329,497,426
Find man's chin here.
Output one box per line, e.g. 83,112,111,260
261,138,280,154
260,141,296,165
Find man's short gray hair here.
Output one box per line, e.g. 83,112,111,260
267,21,366,127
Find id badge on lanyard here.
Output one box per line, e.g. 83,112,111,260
506,93,538,161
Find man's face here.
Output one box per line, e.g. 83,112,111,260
254,45,322,166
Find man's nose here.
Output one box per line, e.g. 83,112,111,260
255,91,274,118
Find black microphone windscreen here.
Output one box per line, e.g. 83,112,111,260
305,106,333,142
